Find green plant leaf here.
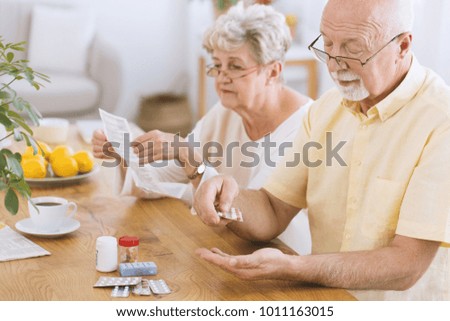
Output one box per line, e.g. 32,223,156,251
14,178,31,198
5,151,23,177
0,91,10,99
12,97,24,111
0,149,6,168
5,109,22,119
9,115,34,135
6,52,14,63
14,152,22,162
0,113,13,129
1,148,12,157
24,68,34,83
13,128,23,141
5,188,19,215
10,43,25,51
21,132,34,147
37,72,50,82
29,112,42,126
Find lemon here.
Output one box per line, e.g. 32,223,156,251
51,156,79,177
21,153,46,166
22,146,36,159
73,150,94,173
49,145,73,164
36,141,52,160
22,153,49,168
21,155,47,178
22,143,48,159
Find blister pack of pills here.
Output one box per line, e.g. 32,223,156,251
111,286,130,298
93,276,142,287
132,279,152,296
148,279,171,295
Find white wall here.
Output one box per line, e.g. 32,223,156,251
272,0,332,98
186,0,215,120
0,0,189,120
88,0,189,119
412,0,450,83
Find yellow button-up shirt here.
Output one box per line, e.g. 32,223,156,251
264,57,450,300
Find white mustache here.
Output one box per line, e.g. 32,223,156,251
331,71,361,82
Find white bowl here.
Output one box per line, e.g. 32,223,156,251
32,118,69,144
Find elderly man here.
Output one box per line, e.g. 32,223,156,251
193,0,450,300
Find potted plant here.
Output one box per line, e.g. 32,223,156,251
0,37,48,215
212,0,238,18
212,0,274,18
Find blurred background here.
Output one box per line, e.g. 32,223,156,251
0,0,448,135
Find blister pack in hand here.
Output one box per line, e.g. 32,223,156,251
217,207,243,221
190,207,244,222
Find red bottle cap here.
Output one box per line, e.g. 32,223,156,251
118,236,139,247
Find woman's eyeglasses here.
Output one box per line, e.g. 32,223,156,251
206,64,259,79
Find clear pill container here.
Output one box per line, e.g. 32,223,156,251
118,236,139,263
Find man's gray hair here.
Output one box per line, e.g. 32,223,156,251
202,3,292,65
385,0,415,36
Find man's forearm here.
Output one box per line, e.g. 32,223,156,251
285,235,439,290
227,189,299,242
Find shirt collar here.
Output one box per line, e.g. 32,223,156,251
340,55,427,122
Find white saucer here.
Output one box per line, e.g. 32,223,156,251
15,218,80,238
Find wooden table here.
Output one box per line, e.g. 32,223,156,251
0,128,354,301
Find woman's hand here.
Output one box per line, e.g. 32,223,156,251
132,130,186,164
91,129,116,159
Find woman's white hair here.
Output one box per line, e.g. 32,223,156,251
202,3,292,65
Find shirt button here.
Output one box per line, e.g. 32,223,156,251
355,160,362,166
350,197,357,204
344,233,351,240
360,124,367,129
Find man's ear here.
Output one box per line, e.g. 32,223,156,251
398,33,413,58
266,61,283,85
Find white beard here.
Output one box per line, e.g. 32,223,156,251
331,70,369,101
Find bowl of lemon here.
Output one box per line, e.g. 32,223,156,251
21,141,98,186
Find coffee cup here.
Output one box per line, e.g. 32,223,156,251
28,196,77,232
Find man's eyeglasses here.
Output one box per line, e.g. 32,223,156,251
308,33,403,67
206,64,259,79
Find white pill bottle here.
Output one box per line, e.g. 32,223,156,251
96,236,118,272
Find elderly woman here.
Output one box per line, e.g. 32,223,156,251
92,4,312,252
